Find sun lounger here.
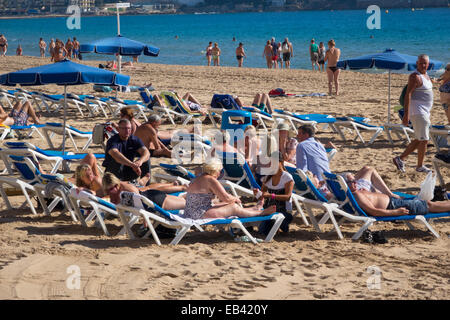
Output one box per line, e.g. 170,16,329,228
116,191,285,245
334,116,384,145
42,122,94,152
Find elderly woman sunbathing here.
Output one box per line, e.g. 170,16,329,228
181,158,276,219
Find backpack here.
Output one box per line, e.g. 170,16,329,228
92,122,117,145
399,84,408,107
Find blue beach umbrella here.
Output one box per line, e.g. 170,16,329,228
0,59,130,152
337,49,443,123
80,35,160,74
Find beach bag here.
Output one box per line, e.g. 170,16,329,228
432,186,448,201
417,171,437,201
399,84,408,107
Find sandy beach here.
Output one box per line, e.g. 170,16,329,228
0,55,449,300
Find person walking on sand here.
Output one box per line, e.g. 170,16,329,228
236,42,246,68
211,42,221,66
281,38,293,69
309,39,320,71
206,42,213,66
0,35,8,56
393,54,434,173
39,38,46,58
263,40,273,69
324,39,341,95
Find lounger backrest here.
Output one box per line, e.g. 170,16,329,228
217,151,260,189
286,167,329,202
8,155,40,183
211,94,241,110
159,163,196,180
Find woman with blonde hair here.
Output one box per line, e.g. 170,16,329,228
181,158,276,220
102,172,186,210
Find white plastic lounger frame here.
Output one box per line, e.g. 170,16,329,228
42,123,93,152
334,119,384,145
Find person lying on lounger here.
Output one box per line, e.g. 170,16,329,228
345,174,450,217
306,166,401,201
152,92,208,115
0,101,42,127
102,172,186,210
181,158,276,220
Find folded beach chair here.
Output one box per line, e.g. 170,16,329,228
42,122,94,152
0,155,73,218
159,91,204,125
334,116,384,145
116,191,285,245
322,172,447,239
68,188,129,236
1,141,104,174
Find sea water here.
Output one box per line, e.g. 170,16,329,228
0,8,449,71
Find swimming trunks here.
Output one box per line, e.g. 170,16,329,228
212,55,218,61
272,55,278,61
443,103,448,111
387,197,428,215
283,52,291,61
9,108,29,127
236,55,243,60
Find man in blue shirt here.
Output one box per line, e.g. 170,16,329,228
295,124,330,181
103,119,151,183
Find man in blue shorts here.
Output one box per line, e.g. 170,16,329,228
345,176,450,216
103,119,151,183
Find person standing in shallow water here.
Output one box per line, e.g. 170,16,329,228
211,42,221,66
236,42,246,68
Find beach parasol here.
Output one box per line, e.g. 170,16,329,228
80,35,159,73
337,49,443,123
0,59,130,153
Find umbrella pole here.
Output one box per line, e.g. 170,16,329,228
62,85,67,154
388,70,391,124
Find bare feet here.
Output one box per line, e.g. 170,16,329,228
260,205,277,216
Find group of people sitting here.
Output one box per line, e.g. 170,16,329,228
71,110,450,240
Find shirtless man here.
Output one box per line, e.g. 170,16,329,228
211,43,221,66
324,39,341,95
72,37,80,60
39,38,47,58
65,38,73,59
134,114,172,158
49,39,55,62
0,35,8,56
236,43,246,68
346,176,450,217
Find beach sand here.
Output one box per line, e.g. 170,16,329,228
0,56,449,300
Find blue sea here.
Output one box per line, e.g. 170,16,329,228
0,8,449,72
